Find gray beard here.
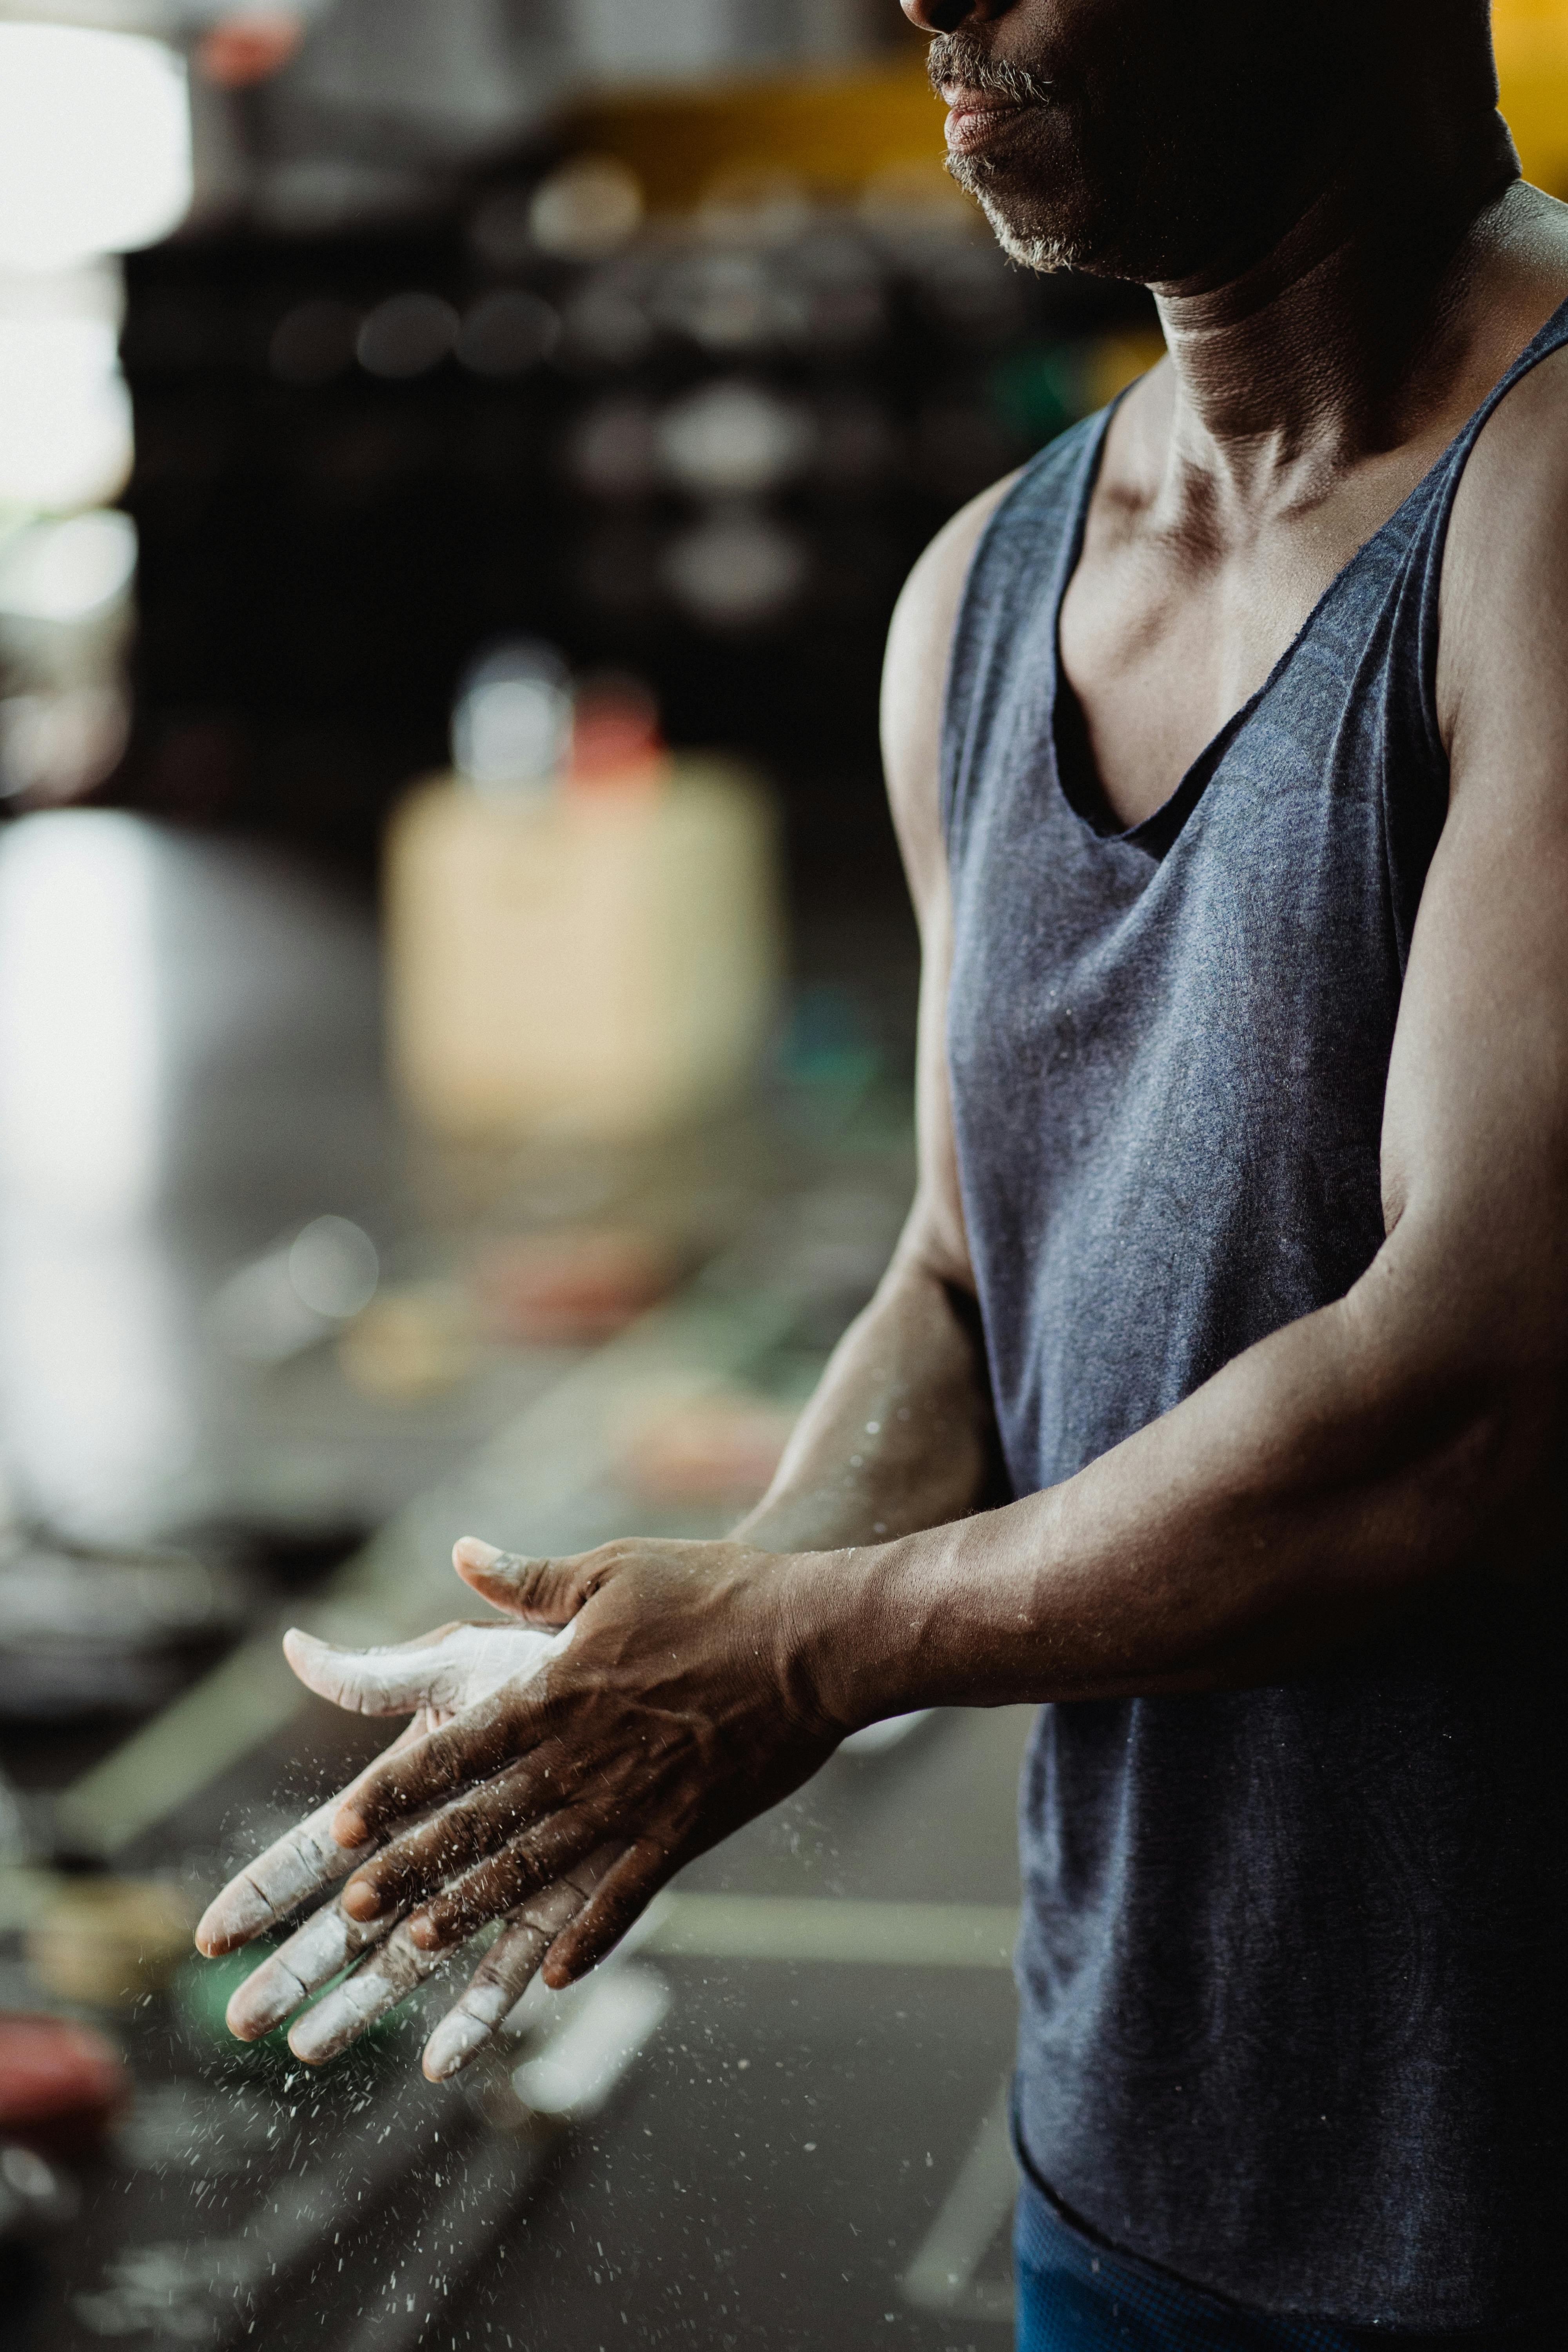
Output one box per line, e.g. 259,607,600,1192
944,152,1083,274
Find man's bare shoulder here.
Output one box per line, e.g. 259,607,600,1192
1439,329,1568,763
1440,184,1568,541
880,471,1022,914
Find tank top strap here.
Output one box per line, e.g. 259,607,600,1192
1383,291,1568,777
940,411,1111,861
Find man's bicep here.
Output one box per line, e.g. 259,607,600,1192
880,483,1014,1290
1382,431,1568,1357
881,472,1018,921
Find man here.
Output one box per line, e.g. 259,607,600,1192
208,2,1568,2339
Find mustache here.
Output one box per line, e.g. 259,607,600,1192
926,33,1053,107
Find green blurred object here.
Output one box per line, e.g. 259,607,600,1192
174,1945,291,2070
777,983,881,1094
172,1944,415,2071
989,343,1083,448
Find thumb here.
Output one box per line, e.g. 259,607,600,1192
452,1539,590,1624
283,1626,473,1718
285,1622,573,1719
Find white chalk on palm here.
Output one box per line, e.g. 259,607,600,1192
195,1708,442,1956
201,1606,593,2066
282,1620,572,1723
197,1622,571,1959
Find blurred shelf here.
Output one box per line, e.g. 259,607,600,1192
561,54,956,213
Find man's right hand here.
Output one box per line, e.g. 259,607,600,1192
194,1617,621,2081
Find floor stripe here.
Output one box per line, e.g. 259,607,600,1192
644,1894,1018,1969
903,2076,1018,2322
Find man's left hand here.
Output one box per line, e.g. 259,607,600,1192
333,1535,846,1989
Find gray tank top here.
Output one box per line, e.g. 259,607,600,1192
942,301,1568,2331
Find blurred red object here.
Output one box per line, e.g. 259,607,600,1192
567,674,667,795
196,13,304,88
0,2016,128,2156
477,1229,678,1345
621,1393,798,1508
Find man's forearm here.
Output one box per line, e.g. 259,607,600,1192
734,1242,1000,1554
302,1217,1561,1994
791,1252,1565,1729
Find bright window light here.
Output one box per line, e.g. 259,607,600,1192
0,811,163,1226
0,318,134,510
0,510,137,624
0,25,192,274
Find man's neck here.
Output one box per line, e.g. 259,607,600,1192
1144,111,1524,503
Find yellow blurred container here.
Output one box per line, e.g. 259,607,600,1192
1497,0,1568,194
385,759,782,1141
27,1874,194,2009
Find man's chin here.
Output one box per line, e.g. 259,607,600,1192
945,155,1091,274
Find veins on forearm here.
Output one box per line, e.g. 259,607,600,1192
732,1260,1003,1555
835,1288,1568,1722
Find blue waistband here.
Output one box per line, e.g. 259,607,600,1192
1013,2169,1547,2352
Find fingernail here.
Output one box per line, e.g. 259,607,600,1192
422,2013,489,2081
193,1905,229,1957
196,1881,272,1951
226,1955,307,2042
408,1914,441,1950
343,1881,383,1921
454,1537,502,1566
287,1988,357,2064
333,1808,369,1849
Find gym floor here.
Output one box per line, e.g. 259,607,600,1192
0,811,1026,2351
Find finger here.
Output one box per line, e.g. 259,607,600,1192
197,1794,364,1957
223,1767,506,2030
341,1730,583,1922
406,1806,606,1953
284,1620,573,1722
541,1837,678,1987
452,1539,593,1624
224,1896,396,2042
421,1845,621,2083
340,1757,546,1924
331,1691,555,1850
195,1722,426,1956
286,1920,449,2066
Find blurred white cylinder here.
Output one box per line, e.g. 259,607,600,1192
385,761,782,1140
0,263,133,517
0,25,191,275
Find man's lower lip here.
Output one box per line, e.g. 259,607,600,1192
944,100,1029,156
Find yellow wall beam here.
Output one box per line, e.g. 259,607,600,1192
560,18,1568,215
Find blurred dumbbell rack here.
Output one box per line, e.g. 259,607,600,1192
109,174,1154,895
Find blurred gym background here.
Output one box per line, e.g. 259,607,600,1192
0,4,1564,2345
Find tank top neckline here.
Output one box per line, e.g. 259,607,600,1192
1045,291,1568,859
